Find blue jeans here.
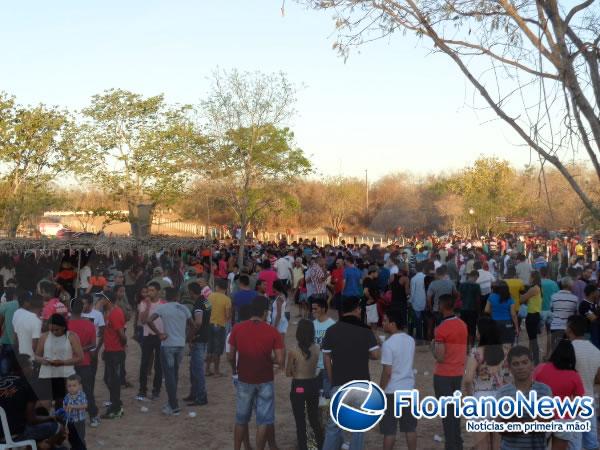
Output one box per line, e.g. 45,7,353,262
581,412,598,450
412,309,425,341
323,386,365,450
0,344,15,376
160,346,184,410
235,381,275,425
189,342,207,403
318,369,331,399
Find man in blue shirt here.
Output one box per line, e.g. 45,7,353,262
342,257,362,298
232,275,257,323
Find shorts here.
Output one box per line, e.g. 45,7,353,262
460,310,478,338
496,320,515,345
366,303,379,324
380,394,417,435
36,377,67,401
540,310,552,329
235,381,275,426
208,325,226,356
298,292,308,304
21,422,61,441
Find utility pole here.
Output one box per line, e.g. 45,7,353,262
365,169,369,222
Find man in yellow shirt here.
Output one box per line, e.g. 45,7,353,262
504,267,525,311
206,278,232,377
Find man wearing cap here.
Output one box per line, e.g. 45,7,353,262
149,267,172,291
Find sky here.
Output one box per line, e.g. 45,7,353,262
0,0,537,180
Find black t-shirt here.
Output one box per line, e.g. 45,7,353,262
0,375,36,438
363,277,380,302
579,300,600,333
192,298,212,343
322,315,379,387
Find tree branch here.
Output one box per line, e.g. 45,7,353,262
443,39,560,79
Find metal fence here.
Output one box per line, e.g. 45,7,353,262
59,215,398,246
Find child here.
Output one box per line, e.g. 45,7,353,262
63,374,88,450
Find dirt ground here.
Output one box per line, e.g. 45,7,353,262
86,310,556,450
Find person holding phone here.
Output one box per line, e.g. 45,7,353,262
35,314,84,409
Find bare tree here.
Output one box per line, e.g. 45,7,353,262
200,69,311,266
302,0,600,219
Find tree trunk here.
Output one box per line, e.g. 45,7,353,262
128,202,154,239
238,221,247,268
7,222,18,238
6,203,21,238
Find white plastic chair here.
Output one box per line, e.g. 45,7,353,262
0,406,37,450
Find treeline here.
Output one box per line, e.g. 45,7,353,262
55,157,598,238
0,69,596,241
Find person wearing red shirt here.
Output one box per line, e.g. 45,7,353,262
258,261,278,298
228,296,284,450
533,339,585,449
68,297,99,424
217,254,229,279
101,293,126,420
432,294,467,450
329,258,345,311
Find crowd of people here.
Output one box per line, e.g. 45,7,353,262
0,232,599,450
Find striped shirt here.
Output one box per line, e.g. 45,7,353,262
550,290,578,331
496,382,552,450
305,263,327,297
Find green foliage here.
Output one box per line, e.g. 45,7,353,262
444,156,524,234
76,89,207,236
206,124,310,222
322,177,364,233
0,93,75,235
200,69,311,261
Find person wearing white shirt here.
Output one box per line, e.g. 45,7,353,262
379,309,417,450
475,262,494,312
409,264,426,342
12,294,43,358
387,259,399,277
78,263,92,295
487,258,498,281
503,251,512,276
274,252,293,284
566,315,600,450
0,263,15,288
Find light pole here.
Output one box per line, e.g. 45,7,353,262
468,208,476,238
365,169,369,223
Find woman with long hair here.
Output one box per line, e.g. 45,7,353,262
464,317,509,450
533,339,585,450
35,313,83,409
286,319,323,450
485,281,519,348
520,271,543,364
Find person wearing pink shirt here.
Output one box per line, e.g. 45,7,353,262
39,280,68,330
258,261,278,298
533,339,585,449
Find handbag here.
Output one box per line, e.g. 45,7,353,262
518,303,528,318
